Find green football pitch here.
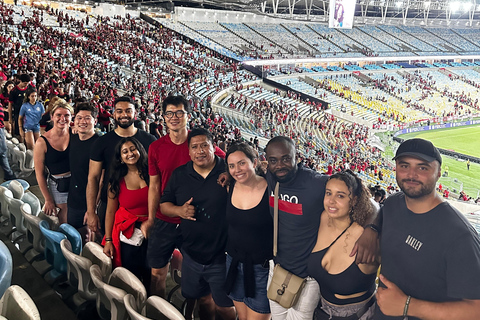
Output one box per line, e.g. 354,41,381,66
397,125,480,197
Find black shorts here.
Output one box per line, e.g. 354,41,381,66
147,218,182,269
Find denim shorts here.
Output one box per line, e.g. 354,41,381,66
225,254,271,314
23,124,40,133
181,250,233,308
47,175,69,204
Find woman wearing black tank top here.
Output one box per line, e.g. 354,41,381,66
308,170,378,320
33,99,73,223
224,142,273,320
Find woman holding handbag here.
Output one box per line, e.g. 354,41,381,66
33,99,73,223
102,137,151,288
308,170,378,320
224,142,273,320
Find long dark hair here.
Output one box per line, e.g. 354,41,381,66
108,137,149,198
2,81,14,96
328,169,374,227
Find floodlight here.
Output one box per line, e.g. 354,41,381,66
424,1,431,8
462,2,472,11
450,1,460,13
396,1,402,7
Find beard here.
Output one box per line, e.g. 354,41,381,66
397,179,435,199
273,168,297,183
115,117,134,129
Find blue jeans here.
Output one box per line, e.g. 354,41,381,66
0,128,14,177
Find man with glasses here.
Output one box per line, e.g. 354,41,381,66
85,96,156,237
147,95,225,298
68,102,98,241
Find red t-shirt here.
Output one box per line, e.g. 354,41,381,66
148,133,225,223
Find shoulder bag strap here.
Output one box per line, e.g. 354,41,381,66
273,182,279,257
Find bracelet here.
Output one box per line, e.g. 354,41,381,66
105,238,113,242
365,224,381,234
403,295,411,318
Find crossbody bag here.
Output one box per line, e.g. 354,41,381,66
267,182,307,308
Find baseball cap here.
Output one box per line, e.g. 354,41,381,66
393,138,442,165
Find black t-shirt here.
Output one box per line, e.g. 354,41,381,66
68,133,99,211
161,157,228,265
266,164,328,278
9,84,32,115
149,122,158,135
90,129,156,202
375,192,480,320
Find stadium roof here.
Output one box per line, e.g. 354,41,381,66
127,0,480,25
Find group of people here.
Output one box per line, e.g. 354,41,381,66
21,91,478,320
0,4,478,320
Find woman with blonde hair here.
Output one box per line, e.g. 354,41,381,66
33,99,73,223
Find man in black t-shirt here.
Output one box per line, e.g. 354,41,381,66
68,102,99,240
85,96,156,236
375,139,480,319
160,128,235,320
149,118,160,139
8,74,32,138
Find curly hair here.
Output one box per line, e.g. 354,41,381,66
108,137,149,199
328,169,375,227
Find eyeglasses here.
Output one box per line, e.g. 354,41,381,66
164,110,186,118
75,115,93,122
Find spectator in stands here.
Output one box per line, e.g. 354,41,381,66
149,118,162,139
85,96,155,236
0,86,15,181
0,80,14,133
33,99,73,223
309,170,378,320
103,137,151,288
39,96,59,135
68,102,98,242
18,88,44,150
375,139,480,319
9,73,32,140
160,128,235,320
147,95,225,298
224,142,272,320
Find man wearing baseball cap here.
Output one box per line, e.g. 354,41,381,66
374,138,480,319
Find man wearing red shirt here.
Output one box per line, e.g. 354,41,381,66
147,95,225,298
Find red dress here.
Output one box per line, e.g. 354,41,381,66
103,179,148,268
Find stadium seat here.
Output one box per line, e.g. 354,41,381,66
39,220,68,278
7,180,24,200
21,193,41,217
21,204,46,264
0,285,40,320
0,187,13,231
167,249,183,303
124,294,185,320
0,241,12,298
58,224,82,255
60,238,97,311
90,265,147,320
82,242,112,281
